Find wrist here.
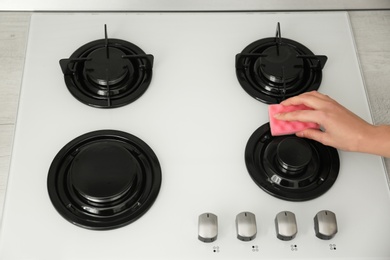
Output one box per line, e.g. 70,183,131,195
357,125,390,157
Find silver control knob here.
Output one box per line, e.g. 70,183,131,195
314,210,338,240
198,213,218,243
236,211,257,241
275,211,297,241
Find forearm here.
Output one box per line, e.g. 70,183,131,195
358,125,390,158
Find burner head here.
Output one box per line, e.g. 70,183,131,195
236,28,327,104
84,47,133,87
70,142,138,204
259,45,304,84
245,124,339,201
47,130,162,230
276,137,312,174
60,38,154,108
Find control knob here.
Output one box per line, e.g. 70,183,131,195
275,211,297,241
198,213,218,243
314,210,338,240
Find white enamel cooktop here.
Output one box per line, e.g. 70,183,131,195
0,12,389,259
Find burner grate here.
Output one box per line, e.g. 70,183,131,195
236,22,327,104
60,25,154,108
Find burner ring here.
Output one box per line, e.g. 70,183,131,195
61,38,153,108
245,123,339,201
236,37,325,104
48,130,161,230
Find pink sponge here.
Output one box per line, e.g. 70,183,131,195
268,104,319,136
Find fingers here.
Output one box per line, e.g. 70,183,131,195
274,109,322,124
280,91,331,109
275,91,337,124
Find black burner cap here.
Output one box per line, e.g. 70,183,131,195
84,47,132,87
260,45,304,84
70,142,138,203
276,137,312,174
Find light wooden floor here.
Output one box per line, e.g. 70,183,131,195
1,11,389,216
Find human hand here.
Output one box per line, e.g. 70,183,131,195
273,91,374,153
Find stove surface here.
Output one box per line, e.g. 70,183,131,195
1,12,390,259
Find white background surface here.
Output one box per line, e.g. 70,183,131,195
0,12,389,259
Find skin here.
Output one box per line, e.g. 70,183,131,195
273,91,390,158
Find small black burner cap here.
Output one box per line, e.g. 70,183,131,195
260,45,304,84
84,47,132,87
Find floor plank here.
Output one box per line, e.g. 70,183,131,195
0,12,30,125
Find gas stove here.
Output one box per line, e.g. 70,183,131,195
1,12,390,259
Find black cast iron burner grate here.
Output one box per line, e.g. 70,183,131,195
47,130,162,230
245,123,339,201
59,25,154,108
236,22,328,104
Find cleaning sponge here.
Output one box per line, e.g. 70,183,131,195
268,104,319,136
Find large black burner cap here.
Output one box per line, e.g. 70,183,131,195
70,142,138,203
245,123,339,201
47,130,162,230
